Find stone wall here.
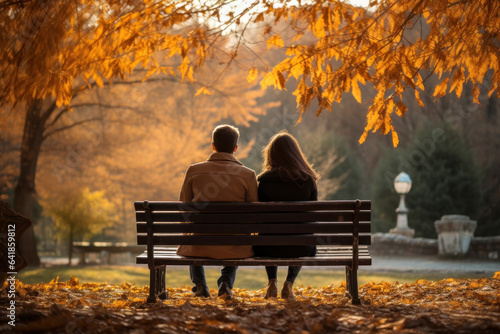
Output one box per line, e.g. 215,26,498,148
469,236,500,260
369,233,438,256
369,233,500,260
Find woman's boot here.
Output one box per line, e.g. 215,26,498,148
281,281,295,300
265,278,278,299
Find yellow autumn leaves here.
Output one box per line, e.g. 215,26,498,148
245,0,500,147
2,1,500,147
4,272,499,332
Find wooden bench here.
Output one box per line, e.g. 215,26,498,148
135,200,371,304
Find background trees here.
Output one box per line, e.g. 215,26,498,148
371,124,482,237
43,188,117,265
1,0,500,265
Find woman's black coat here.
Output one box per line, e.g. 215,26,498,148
252,169,318,258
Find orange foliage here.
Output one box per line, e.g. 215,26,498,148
255,0,500,146
1,0,499,148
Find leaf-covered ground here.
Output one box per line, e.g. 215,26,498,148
1,273,499,333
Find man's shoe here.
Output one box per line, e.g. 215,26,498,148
281,281,295,300
217,282,232,300
264,279,278,299
193,283,210,298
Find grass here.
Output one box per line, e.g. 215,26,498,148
16,265,482,290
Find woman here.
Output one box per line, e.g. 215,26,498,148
253,131,319,300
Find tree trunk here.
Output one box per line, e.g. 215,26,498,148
13,99,46,267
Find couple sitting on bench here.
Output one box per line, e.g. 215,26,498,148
176,124,318,300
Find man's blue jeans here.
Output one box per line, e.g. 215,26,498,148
190,265,238,290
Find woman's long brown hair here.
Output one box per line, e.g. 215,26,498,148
259,131,319,181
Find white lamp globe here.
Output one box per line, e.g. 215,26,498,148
394,172,412,194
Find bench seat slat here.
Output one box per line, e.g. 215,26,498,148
134,200,371,212
137,235,371,246
148,249,369,257
136,257,372,266
146,246,369,252
147,250,372,256
136,248,372,266
137,222,371,234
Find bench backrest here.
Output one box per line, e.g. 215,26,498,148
135,200,371,248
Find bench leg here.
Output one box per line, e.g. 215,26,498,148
345,266,352,296
157,266,168,300
345,266,361,305
147,266,157,303
147,265,167,303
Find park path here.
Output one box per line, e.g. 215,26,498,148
40,253,500,277
363,254,499,276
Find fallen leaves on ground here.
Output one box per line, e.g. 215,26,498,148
1,273,499,333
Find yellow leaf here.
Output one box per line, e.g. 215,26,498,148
450,68,465,98
68,276,79,287
112,300,131,308
433,78,449,99
415,90,425,107
178,57,190,80
260,72,274,90
194,87,211,96
391,126,399,147
472,84,480,104
289,57,305,79
313,15,326,38
142,66,158,82
416,73,425,91
186,66,194,82
359,130,368,144
395,102,407,116
267,35,284,50
468,282,482,289
247,68,258,83
260,70,286,90
351,79,362,103
56,94,64,108
488,81,498,98
93,73,104,88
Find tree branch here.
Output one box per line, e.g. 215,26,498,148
42,102,144,140
42,116,105,140
41,100,58,124
69,103,141,110
47,107,69,128
72,75,182,99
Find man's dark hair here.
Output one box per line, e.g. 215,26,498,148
212,124,239,153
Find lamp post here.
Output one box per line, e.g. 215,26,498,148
389,172,415,238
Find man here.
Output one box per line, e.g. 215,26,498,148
176,124,258,300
